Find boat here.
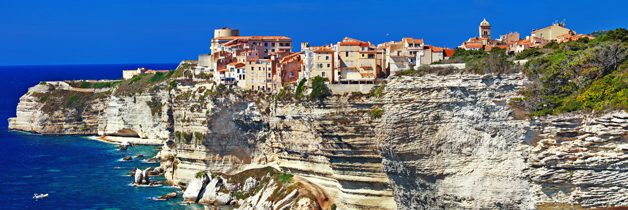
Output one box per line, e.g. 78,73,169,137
33,193,48,199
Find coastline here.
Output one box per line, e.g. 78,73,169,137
86,136,163,146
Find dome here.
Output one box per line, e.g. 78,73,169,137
480,18,490,27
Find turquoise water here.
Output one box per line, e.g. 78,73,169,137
0,64,206,209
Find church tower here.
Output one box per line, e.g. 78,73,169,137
479,18,491,39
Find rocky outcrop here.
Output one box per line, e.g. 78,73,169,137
161,84,270,185
528,111,628,208
98,92,171,140
378,74,534,209
270,95,396,209
377,73,627,209
8,81,109,134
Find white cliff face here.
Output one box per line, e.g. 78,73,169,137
98,92,171,140
9,82,108,135
378,74,534,209
528,111,628,208
270,95,397,210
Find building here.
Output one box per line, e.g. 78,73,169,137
479,18,491,39
336,37,378,83
276,52,302,85
245,59,275,92
531,23,575,41
301,44,336,83
210,28,292,59
224,62,246,88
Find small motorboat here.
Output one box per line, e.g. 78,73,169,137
33,193,48,200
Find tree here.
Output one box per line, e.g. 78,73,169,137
309,76,331,105
295,78,306,100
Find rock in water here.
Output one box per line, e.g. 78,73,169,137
199,176,224,204
156,192,177,201
133,169,143,184
182,174,210,202
142,168,151,184
135,154,144,158
122,156,132,161
119,141,131,150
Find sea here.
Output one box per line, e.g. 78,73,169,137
0,64,207,209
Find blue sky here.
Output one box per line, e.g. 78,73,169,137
0,0,626,65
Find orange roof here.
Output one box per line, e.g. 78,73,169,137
359,51,377,54
402,37,424,44
311,47,334,53
227,62,245,68
280,52,301,63
464,43,483,49
218,68,227,72
444,48,455,57
213,36,291,41
428,46,444,52
339,41,370,47
361,66,373,70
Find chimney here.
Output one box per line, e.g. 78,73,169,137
300,42,310,52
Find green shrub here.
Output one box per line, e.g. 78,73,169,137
397,69,415,76
371,84,385,98
295,78,306,100
522,28,628,116
309,76,331,104
195,171,207,178
277,172,293,184
79,81,91,88
370,108,384,119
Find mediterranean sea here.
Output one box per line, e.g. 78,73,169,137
0,64,206,209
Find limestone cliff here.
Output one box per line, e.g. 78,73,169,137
528,111,627,208
377,73,627,209
269,95,396,209
8,71,627,209
378,74,534,209
9,81,109,135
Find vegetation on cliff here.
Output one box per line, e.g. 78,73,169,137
520,28,627,116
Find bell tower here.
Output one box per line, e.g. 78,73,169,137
479,18,491,39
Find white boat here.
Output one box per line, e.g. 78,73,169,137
33,193,48,199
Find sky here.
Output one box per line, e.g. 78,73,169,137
0,0,626,66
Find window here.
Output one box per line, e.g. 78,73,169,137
251,67,254,71
345,52,349,57
264,42,268,47
325,56,329,60
267,73,271,78
290,72,294,78
271,43,275,47
322,72,326,77
327,64,330,68
259,67,262,70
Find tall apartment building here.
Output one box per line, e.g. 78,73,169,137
301,43,336,83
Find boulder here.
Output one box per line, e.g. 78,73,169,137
199,176,221,203
156,192,177,201
135,154,144,158
133,169,143,184
200,176,232,204
182,174,210,202
242,177,258,192
142,167,151,184
122,156,132,161
118,141,131,150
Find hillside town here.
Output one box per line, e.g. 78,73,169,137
124,19,593,93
